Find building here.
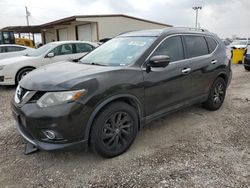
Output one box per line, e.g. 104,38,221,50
40,14,172,44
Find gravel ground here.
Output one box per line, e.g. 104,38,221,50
0,65,249,188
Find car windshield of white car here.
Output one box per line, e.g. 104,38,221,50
26,43,55,57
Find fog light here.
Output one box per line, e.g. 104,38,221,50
43,130,56,140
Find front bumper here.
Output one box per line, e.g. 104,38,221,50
11,99,90,151
16,121,87,150
0,75,15,85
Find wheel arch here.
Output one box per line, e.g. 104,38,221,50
15,66,36,84
84,94,144,142
217,72,228,85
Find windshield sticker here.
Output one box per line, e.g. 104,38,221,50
128,41,147,46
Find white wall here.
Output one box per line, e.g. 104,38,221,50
42,16,170,43
77,16,169,40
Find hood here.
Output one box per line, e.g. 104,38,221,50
20,61,121,91
0,55,36,65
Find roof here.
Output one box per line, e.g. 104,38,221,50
48,40,99,46
120,29,164,37
41,14,172,28
0,25,41,33
119,27,213,37
0,44,31,49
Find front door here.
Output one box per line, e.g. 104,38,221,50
42,43,75,66
143,35,195,117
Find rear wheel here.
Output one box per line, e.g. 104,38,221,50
244,66,250,71
90,102,138,158
203,77,226,111
16,67,34,84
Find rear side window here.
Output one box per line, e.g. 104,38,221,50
184,36,209,58
153,36,184,62
206,37,217,53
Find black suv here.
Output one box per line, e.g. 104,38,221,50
11,28,232,157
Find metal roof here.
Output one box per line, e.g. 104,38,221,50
41,14,173,28
0,25,41,33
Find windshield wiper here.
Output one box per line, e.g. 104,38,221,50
90,62,106,66
80,61,106,66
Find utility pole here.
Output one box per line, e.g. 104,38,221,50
192,6,202,29
25,6,31,39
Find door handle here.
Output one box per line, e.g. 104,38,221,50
182,68,191,74
211,60,218,64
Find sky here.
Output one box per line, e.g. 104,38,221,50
0,0,249,39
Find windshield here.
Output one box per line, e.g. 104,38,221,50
26,43,56,57
80,36,156,66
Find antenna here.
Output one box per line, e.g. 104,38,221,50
192,6,202,29
25,6,31,39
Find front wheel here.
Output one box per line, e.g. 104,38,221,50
16,67,34,84
203,77,226,111
90,102,138,158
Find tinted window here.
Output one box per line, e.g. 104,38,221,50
51,44,73,56
206,37,217,53
0,47,6,53
76,43,93,53
184,36,209,58
153,36,184,62
6,46,25,52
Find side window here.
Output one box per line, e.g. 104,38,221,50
153,36,184,62
76,43,94,53
6,46,25,52
50,44,73,56
0,47,4,53
184,36,209,58
206,37,217,53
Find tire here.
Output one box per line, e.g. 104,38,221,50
90,102,138,158
16,67,34,84
203,77,226,111
244,66,250,71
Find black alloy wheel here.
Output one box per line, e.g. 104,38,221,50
91,102,138,158
203,77,226,111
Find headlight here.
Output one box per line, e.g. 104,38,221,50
37,89,87,108
0,65,5,71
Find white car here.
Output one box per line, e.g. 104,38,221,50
230,40,248,49
0,44,34,60
0,41,98,85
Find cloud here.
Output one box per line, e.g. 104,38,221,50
0,0,249,38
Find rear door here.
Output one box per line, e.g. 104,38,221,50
73,43,95,59
182,35,216,97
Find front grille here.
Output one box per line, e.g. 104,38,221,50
19,87,29,100
15,86,46,104
0,76,4,82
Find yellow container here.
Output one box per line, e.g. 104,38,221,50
232,48,246,64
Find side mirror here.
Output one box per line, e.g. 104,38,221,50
148,55,170,68
47,52,55,58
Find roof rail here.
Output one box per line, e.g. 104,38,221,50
169,27,209,32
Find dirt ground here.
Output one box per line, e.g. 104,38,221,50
0,65,249,188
